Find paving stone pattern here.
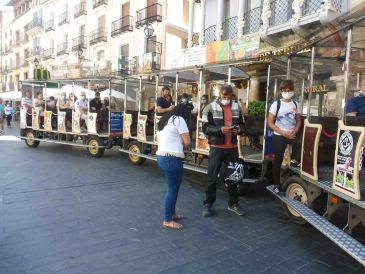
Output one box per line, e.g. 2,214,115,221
0,125,363,273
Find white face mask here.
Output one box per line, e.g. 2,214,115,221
81,95,86,100
221,99,231,106
181,98,187,103
282,92,294,100
201,99,207,104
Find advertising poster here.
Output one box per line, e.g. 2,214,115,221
20,109,26,129
137,115,147,141
44,111,53,131
123,113,132,139
230,37,260,60
196,118,209,152
88,113,98,134
333,130,361,195
110,112,123,134
206,41,230,64
58,111,66,132
72,111,81,134
154,116,161,144
184,46,207,67
32,109,39,130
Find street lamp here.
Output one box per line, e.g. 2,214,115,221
76,45,84,61
144,23,154,38
34,58,39,67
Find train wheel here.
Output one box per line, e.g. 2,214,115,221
127,141,146,166
282,176,309,225
87,136,105,158
25,130,40,148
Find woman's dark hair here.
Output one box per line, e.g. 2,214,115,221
279,80,294,91
158,104,191,131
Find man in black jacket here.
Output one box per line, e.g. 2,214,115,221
201,85,246,217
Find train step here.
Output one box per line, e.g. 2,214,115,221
266,185,365,266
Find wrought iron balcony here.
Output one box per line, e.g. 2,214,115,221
93,0,107,9
118,56,130,75
269,0,293,26
45,19,54,32
89,28,107,45
243,6,262,35
57,42,69,56
192,32,199,46
43,48,55,60
136,3,162,28
25,18,43,33
72,36,87,51
31,47,43,57
74,2,87,18
204,25,216,44
131,52,161,73
222,16,237,40
302,0,342,16
111,16,133,37
59,11,69,26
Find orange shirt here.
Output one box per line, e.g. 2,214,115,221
212,105,237,149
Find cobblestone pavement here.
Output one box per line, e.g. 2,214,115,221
0,124,363,273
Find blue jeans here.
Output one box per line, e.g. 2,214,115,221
157,156,183,222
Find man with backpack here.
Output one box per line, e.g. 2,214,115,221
267,80,302,193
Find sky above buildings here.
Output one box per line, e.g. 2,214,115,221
0,0,9,6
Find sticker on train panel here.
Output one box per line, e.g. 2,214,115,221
339,131,353,156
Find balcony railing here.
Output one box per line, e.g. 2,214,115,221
302,0,342,16
59,11,69,26
270,0,293,26
243,6,262,35
74,2,87,18
20,33,29,44
89,28,107,45
57,43,69,56
118,55,130,75
221,16,237,40
25,18,43,32
192,32,199,46
43,48,55,60
72,36,87,51
111,16,133,37
131,52,161,73
204,25,216,44
93,0,107,9
136,3,162,28
45,19,54,32
31,47,43,57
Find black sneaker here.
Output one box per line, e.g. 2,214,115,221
228,203,246,216
202,204,212,217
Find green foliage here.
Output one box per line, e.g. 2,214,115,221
248,101,266,118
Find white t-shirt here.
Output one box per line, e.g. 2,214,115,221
269,99,300,135
156,116,189,158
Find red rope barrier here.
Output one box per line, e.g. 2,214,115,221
322,129,337,138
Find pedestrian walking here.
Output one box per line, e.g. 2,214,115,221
156,104,191,230
4,104,13,128
201,85,247,217
0,99,4,134
267,80,302,193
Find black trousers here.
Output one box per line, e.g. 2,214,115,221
6,115,12,126
272,135,291,186
204,147,239,207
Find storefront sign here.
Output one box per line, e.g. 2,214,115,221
258,44,310,61
230,37,260,60
304,85,329,93
333,121,365,200
184,46,207,67
110,112,123,133
206,41,230,64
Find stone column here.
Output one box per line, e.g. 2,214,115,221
216,0,224,41
188,0,195,48
199,0,206,45
330,75,345,116
249,76,260,101
237,0,245,37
